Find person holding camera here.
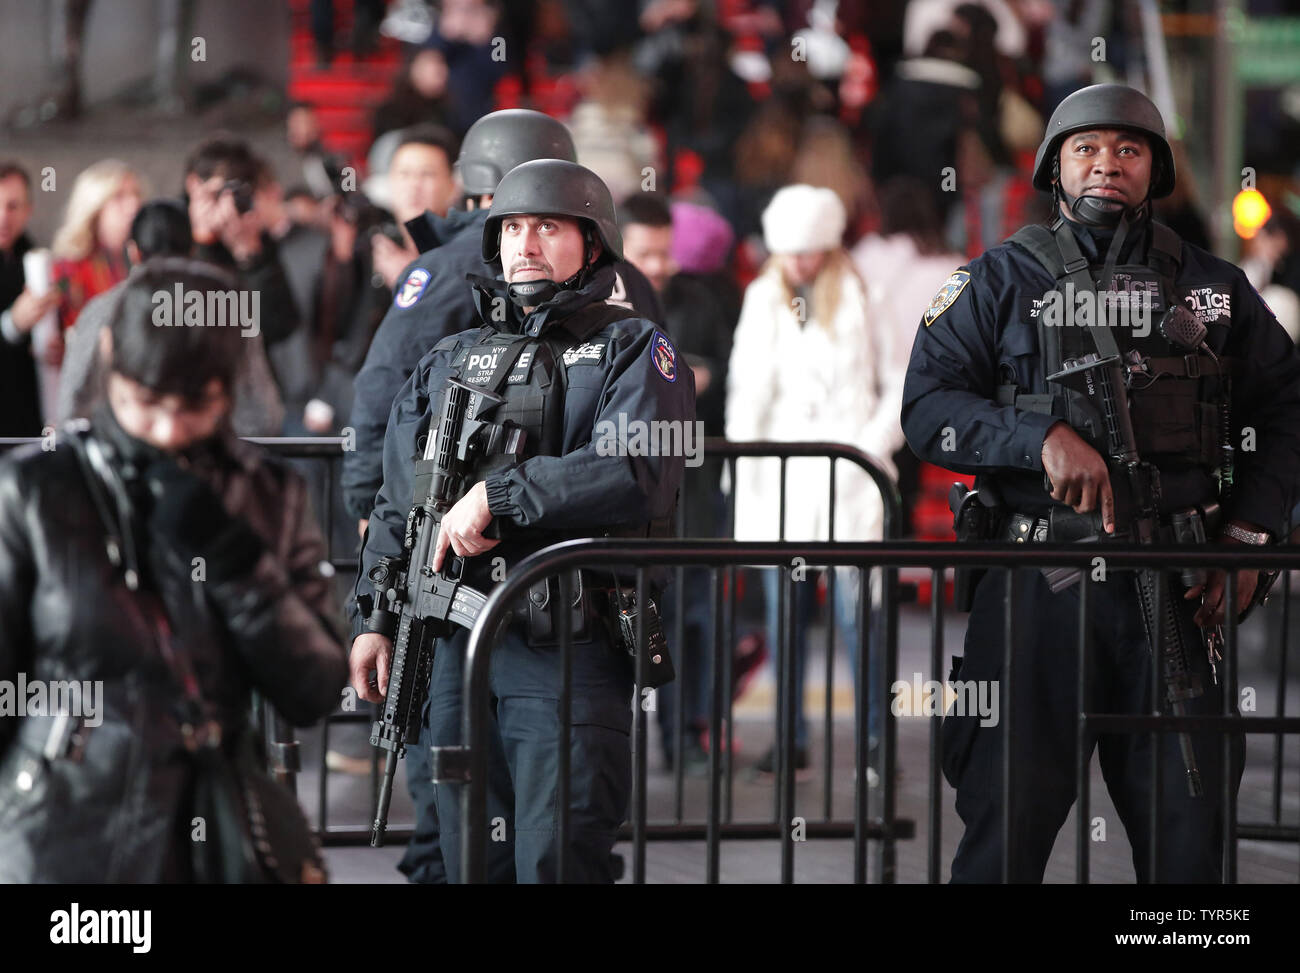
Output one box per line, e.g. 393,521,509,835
183,135,300,350
369,124,462,291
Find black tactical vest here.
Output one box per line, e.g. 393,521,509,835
442,300,646,485
1000,219,1233,507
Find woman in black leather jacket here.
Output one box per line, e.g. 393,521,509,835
0,258,347,882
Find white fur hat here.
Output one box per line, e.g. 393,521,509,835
761,184,846,255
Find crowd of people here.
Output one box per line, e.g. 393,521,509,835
2,0,1299,885
5,2,1298,453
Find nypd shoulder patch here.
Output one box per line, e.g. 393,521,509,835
394,268,431,309
924,270,971,326
651,331,677,382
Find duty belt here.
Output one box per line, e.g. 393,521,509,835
999,503,1222,545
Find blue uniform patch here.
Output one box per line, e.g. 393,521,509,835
924,270,971,325
394,268,431,309
651,331,676,382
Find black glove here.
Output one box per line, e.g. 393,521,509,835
145,457,265,582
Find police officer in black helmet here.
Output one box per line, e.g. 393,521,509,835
903,84,1300,882
349,159,693,882
343,109,660,531
343,110,660,883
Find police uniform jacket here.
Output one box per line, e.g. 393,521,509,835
901,216,1300,537
349,262,695,638
341,207,664,521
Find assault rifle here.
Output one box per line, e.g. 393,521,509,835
1047,350,1209,797
360,377,523,845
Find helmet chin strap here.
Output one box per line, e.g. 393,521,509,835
1052,154,1155,228
506,278,561,307
1058,184,1153,228
1053,183,1139,293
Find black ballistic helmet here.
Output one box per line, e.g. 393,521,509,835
455,109,577,197
481,159,624,263
1032,83,1176,200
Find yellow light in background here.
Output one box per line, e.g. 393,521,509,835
1233,189,1272,240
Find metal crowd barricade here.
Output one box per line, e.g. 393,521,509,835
9,430,1298,881
443,539,1300,883
240,437,398,843
439,538,908,884
678,440,908,881
244,439,1300,874
310,438,905,848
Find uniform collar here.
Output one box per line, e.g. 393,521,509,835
406,207,486,255
1059,211,1151,265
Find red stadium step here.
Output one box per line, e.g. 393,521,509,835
290,34,402,68
311,105,375,131
285,0,407,180
289,74,394,99
321,131,374,159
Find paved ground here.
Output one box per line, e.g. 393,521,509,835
310,594,1300,884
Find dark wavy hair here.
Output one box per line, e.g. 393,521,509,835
130,199,193,260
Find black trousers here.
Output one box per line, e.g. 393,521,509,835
945,567,1244,883
428,617,633,883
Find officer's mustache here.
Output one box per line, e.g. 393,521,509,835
510,260,552,277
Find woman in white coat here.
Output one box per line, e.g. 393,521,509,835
726,184,901,773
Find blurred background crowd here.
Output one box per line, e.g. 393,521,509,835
2,0,1299,544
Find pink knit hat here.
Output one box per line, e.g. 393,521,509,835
670,201,735,275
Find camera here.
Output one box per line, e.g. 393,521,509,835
222,179,255,215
